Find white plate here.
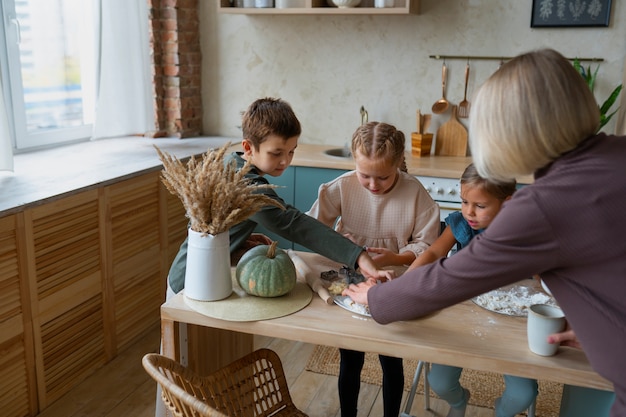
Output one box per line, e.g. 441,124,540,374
333,295,371,317
472,281,558,317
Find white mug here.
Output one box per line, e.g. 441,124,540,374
527,304,566,356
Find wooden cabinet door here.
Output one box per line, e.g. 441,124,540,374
0,214,37,416
104,172,163,353
24,190,105,408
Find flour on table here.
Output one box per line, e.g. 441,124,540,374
472,283,557,317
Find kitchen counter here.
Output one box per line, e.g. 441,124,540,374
292,144,534,183
293,143,470,177
0,136,233,216
0,138,532,217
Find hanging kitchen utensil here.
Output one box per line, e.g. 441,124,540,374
458,61,470,118
432,61,450,114
435,105,467,157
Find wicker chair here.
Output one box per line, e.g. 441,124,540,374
143,348,308,417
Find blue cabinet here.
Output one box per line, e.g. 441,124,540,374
293,167,348,251
255,166,348,251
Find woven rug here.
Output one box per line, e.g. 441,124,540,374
306,345,563,417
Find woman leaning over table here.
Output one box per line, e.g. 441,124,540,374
344,48,624,417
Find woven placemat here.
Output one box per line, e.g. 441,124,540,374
306,345,563,416
184,280,312,322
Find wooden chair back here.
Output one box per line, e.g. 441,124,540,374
143,348,308,417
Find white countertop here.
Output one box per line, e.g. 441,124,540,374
0,136,233,216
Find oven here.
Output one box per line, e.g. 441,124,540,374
415,175,462,228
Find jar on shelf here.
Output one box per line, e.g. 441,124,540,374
255,0,274,7
375,0,394,6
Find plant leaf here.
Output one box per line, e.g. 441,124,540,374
599,84,623,115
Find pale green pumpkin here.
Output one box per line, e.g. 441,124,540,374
236,241,297,297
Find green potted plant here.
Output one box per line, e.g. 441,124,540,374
573,58,623,132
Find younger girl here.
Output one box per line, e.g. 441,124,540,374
308,121,440,417
408,163,537,417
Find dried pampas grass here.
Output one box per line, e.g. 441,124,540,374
155,142,284,235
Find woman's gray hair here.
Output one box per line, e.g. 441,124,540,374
469,48,600,182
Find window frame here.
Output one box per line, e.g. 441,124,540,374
0,0,95,152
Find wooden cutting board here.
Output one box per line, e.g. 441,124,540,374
435,105,468,156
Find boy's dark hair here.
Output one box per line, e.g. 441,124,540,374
241,97,301,149
461,163,516,201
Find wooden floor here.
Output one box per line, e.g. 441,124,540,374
35,324,497,417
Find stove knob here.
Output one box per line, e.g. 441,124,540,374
436,187,444,195
447,188,456,196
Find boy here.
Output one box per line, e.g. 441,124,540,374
167,97,391,294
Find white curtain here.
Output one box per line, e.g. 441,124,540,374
0,77,13,171
92,0,154,139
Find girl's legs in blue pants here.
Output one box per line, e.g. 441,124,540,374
427,364,467,408
338,349,403,417
495,375,538,417
428,366,537,417
558,385,614,417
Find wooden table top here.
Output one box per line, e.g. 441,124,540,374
161,252,611,391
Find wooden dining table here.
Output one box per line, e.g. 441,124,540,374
160,252,612,392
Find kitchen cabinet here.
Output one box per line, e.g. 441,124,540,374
0,171,187,416
254,166,348,251
218,0,419,15
28,190,106,408
293,166,348,251
0,214,37,417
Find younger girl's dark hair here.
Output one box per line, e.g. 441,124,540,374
461,163,516,200
241,97,301,149
351,121,407,172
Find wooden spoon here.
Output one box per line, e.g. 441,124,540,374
432,62,449,114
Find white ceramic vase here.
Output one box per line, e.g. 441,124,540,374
184,229,232,301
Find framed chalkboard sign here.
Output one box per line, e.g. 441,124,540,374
531,0,612,27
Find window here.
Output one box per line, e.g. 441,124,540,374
1,0,95,151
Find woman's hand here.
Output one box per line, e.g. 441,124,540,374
547,323,582,349
342,281,373,305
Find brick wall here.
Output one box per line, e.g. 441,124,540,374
148,0,202,138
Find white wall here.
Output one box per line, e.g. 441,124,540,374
199,0,626,147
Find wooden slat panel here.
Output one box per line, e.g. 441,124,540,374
40,296,105,404
37,271,101,324
0,216,21,323
27,190,105,408
166,189,187,263
0,214,36,416
31,196,100,300
108,173,163,351
0,336,31,417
